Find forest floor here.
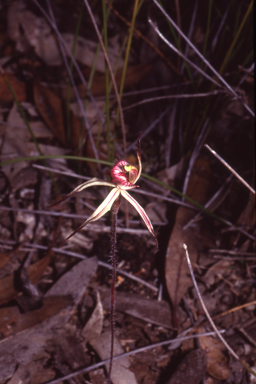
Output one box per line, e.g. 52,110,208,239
0,1,255,383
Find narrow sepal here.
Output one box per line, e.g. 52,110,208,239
49,178,115,207
62,188,121,243
133,132,142,184
121,190,158,248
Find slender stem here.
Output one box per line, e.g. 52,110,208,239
183,243,256,378
150,0,254,117
108,197,120,383
83,0,127,155
205,144,255,194
116,0,139,120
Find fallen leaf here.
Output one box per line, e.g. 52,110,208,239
236,192,255,228
89,368,108,384
46,256,98,304
198,327,230,380
63,33,124,72
0,295,72,338
166,349,207,384
99,287,173,329
0,72,26,104
0,251,51,305
33,81,84,148
1,103,58,183
33,81,66,146
165,157,214,327
201,259,234,288
82,290,104,341
89,330,138,384
78,63,152,97
6,359,55,384
0,250,12,269
0,257,98,383
58,64,153,101
8,2,61,65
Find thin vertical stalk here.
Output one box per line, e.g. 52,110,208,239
116,0,140,123
102,0,111,161
66,1,84,142
83,0,127,155
108,196,120,383
183,244,256,378
202,0,212,57
218,0,253,76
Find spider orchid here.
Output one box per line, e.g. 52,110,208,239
53,135,158,248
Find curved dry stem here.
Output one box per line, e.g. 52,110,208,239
123,90,226,111
205,144,255,195
183,243,256,378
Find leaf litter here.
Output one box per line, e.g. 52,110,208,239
0,0,255,383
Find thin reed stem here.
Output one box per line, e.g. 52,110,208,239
83,0,127,154
108,197,120,383
183,243,256,378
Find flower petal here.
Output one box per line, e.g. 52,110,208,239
50,177,115,207
121,190,158,248
63,188,121,242
133,132,142,184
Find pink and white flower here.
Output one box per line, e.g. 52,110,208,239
52,135,158,247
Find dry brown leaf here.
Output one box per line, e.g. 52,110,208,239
69,107,85,149
114,63,152,90
0,295,72,338
0,251,51,305
63,33,124,72
6,360,56,384
0,244,26,273
201,259,234,288
86,63,152,97
89,369,108,384
165,157,214,327
0,250,12,269
89,331,138,384
28,251,52,285
166,349,207,384
0,257,98,383
61,63,152,100
82,290,104,341
33,81,83,148
99,288,173,329
33,81,66,146
236,192,255,228
0,72,26,104
1,104,55,183
8,2,61,66
1,103,32,180
198,328,230,380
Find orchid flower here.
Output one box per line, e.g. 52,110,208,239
54,135,158,248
